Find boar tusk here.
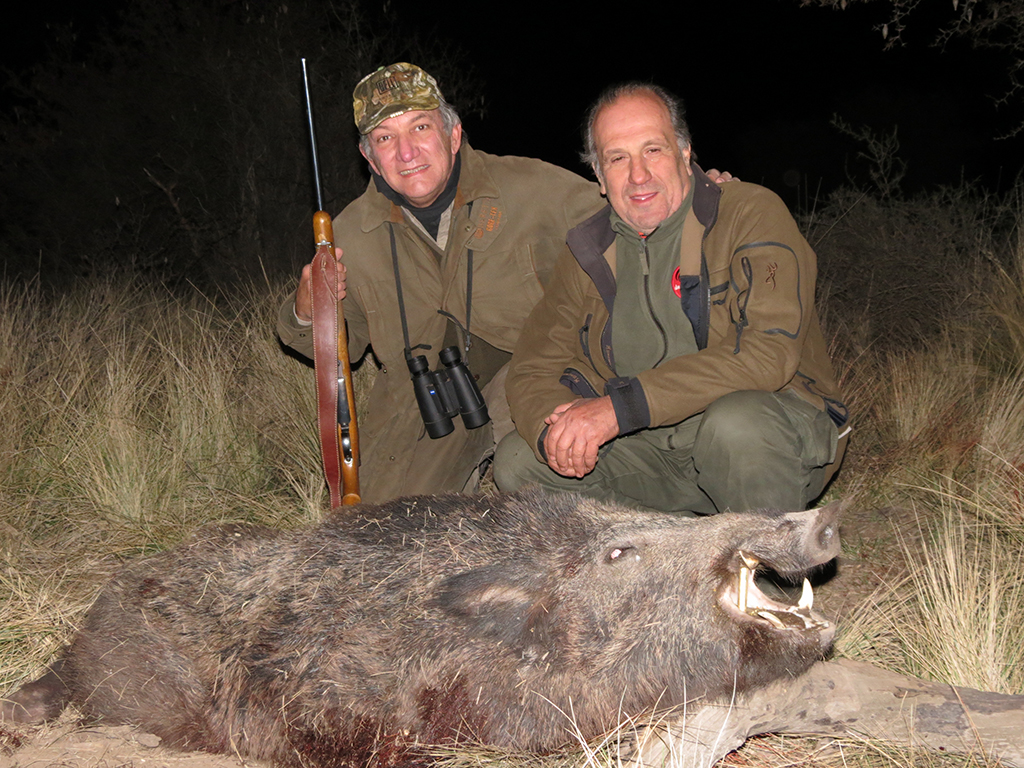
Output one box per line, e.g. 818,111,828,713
798,578,813,610
756,610,787,629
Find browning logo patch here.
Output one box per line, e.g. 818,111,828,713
474,205,502,239
765,261,778,290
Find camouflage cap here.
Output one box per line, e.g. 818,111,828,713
353,62,443,135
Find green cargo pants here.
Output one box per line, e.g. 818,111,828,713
493,390,844,515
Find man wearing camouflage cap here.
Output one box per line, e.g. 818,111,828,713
277,63,605,503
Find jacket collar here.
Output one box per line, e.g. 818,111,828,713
566,164,721,312
689,163,721,230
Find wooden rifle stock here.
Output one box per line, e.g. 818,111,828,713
310,211,360,507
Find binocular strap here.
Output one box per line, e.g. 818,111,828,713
389,221,475,364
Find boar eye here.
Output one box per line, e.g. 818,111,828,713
606,545,639,564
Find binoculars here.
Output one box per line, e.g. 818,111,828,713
408,346,490,439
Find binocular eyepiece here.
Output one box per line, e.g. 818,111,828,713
408,346,490,439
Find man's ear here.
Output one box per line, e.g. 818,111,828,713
449,122,463,156
593,164,607,196
360,145,381,176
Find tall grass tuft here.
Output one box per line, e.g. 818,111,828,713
815,183,1024,702
898,496,1024,695
0,275,332,685
843,483,1024,697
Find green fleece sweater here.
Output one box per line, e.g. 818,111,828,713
610,187,695,377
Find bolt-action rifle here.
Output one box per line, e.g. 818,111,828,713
302,58,360,508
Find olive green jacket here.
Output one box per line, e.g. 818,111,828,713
278,143,604,501
506,168,846,460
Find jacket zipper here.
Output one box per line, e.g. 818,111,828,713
639,235,669,367
696,229,711,350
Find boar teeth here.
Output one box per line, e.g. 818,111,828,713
798,577,813,610
738,565,749,613
756,610,786,629
739,551,760,570
737,550,759,613
734,552,823,632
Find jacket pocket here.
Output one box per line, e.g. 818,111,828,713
559,368,601,399
727,257,754,353
469,243,547,348
578,313,594,368
357,280,444,372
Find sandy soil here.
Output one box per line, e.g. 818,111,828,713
0,717,266,768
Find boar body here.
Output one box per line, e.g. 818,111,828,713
2,489,839,766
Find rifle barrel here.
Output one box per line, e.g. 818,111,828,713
301,58,325,213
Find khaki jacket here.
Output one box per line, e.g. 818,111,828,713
278,144,604,501
506,168,846,460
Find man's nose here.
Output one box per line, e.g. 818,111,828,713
396,134,418,162
629,156,651,184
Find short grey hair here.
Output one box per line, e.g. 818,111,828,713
359,98,462,164
581,83,692,176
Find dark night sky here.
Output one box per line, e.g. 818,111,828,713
4,0,1021,210
390,0,1020,207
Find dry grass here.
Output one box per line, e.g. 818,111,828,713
822,268,1024,698
724,732,1002,768
897,500,1024,694
0,275,333,687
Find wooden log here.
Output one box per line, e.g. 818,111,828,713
629,659,1024,767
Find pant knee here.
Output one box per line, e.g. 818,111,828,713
696,391,781,459
693,390,837,512
492,431,533,491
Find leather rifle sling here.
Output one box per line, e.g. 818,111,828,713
311,243,345,509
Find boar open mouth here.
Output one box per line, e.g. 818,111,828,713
719,550,831,633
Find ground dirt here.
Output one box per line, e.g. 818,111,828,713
0,501,914,768
817,502,922,622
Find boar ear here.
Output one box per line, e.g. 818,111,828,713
431,565,555,650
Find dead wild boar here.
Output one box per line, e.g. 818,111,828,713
1,488,839,766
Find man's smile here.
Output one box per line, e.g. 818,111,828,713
630,190,659,203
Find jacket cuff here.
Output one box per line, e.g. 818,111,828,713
293,304,312,327
536,425,550,462
605,377,650,434
276,294,315,360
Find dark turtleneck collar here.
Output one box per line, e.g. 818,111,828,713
371,151,462,241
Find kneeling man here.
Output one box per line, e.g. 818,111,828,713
494,83,849,515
